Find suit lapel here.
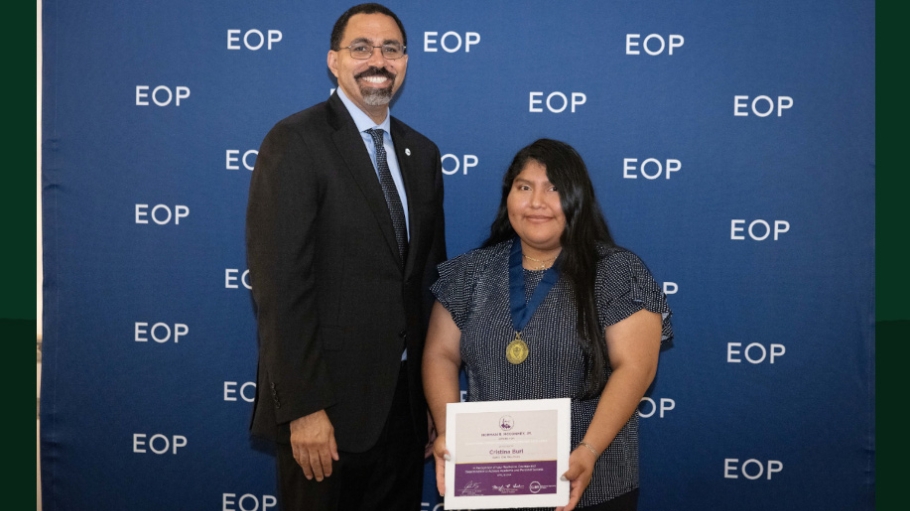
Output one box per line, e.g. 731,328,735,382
327,94,403,270
391,120,420,279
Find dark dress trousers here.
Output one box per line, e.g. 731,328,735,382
246,92,446,454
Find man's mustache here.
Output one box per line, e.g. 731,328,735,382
355,67,395,81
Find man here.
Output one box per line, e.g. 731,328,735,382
245,4,446,510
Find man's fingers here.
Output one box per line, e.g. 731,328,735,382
329,434,340,461
293,442,334,481
296,450,314,480
318,448,334,479
315,454,332,481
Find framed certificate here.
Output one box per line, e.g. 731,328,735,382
444,398,571,509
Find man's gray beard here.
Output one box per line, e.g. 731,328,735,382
361,85,394,106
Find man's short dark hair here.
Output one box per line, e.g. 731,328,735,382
330,3,408,51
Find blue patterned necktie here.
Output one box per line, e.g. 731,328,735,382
366,128,408,265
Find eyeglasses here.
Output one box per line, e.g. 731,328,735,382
340,42,407,60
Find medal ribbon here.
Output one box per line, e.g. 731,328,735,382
508,237,560,333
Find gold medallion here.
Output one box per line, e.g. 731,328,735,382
506,332,529,365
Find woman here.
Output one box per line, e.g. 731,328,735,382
422,139,673,511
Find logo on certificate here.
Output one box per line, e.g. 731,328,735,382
499,415,514,431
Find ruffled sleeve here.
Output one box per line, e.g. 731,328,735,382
430,250,481,331
596,249,674,345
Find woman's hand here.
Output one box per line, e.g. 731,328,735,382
432,433,450,496
556,445,597,511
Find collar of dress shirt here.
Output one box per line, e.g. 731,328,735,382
336,87,392,135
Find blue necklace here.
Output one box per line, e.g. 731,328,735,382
507,237,561,364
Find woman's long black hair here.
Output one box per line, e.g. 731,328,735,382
483,139,616,399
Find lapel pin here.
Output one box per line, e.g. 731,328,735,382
405,148,411,156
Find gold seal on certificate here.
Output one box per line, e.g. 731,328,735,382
444,398,571,509
506,333,529,364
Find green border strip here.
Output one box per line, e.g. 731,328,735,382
876,0,908,323
2,3,38,321
876,0,908,508
3,0,39,509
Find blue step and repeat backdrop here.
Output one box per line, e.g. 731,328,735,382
40,1,875,510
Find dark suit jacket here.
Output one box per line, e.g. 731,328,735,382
246,92,446,452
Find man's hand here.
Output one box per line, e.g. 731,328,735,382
289,409,339,482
